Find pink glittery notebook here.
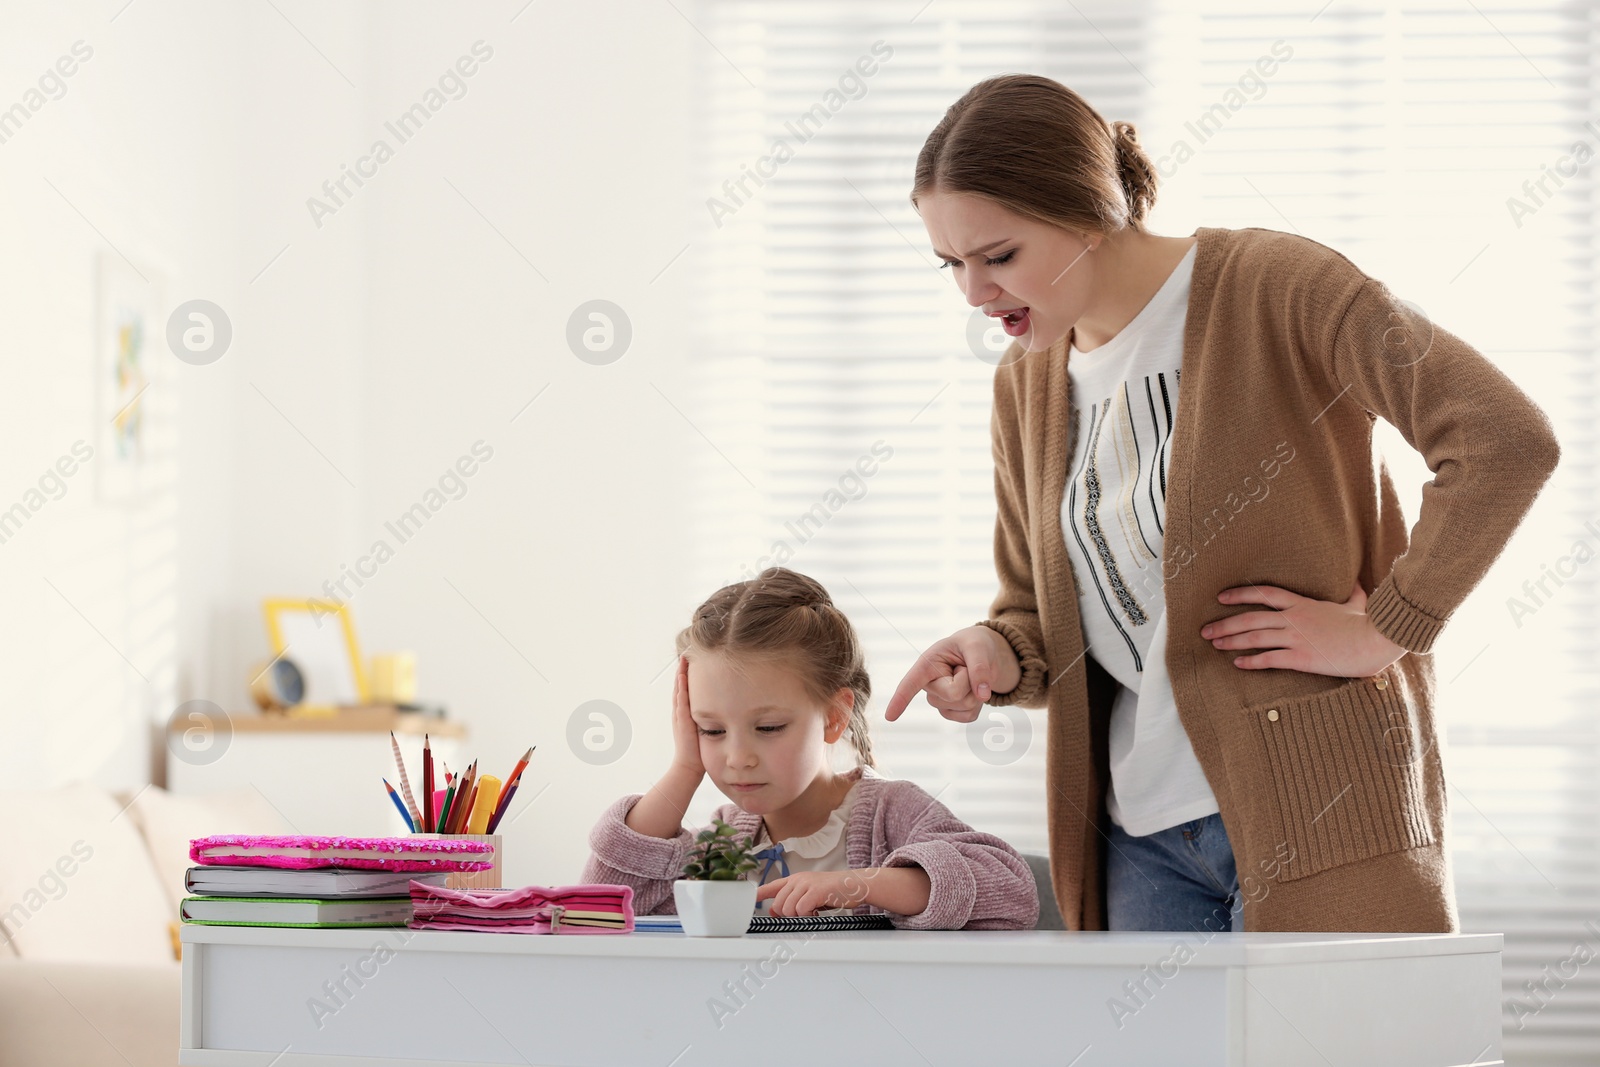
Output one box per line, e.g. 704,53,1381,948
189,834,494,872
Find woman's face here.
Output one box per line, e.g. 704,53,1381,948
917,189,1099,353
686,652,851,815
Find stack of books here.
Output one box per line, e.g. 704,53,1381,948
182,834,495,929
181,866,448,928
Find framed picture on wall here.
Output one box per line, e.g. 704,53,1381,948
94,249,163,505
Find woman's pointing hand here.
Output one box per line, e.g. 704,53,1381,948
883,625,1022,723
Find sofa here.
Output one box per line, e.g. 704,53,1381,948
0,783,290,1067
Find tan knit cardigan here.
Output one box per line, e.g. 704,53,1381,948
978,226,1561,932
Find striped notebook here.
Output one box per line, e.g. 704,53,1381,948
634,913,894,933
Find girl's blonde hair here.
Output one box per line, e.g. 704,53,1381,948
675,567,875,769
911,73,1158,236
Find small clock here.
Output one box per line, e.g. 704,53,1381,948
249,656,306,711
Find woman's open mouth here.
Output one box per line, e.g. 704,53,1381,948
993,307,1031,337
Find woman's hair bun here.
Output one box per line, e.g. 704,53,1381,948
912,74,1160,237
1110,120,1158,226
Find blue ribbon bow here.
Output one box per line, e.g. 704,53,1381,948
753,842,790,884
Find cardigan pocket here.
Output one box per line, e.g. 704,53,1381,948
1227,667,1435,884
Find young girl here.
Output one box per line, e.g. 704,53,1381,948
884,74,1561,934
580,567,1039,930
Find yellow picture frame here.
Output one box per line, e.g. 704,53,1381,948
261,598,370,706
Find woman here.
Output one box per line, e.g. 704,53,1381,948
883,74,1561,933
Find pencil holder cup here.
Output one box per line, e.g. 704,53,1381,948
414,833,502,889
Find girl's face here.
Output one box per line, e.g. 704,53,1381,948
917,189,1099,353
686,652,851,815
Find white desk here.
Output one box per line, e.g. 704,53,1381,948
180,924,1502,1067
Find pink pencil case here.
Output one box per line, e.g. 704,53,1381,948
190,834,495,872
408,881,635,934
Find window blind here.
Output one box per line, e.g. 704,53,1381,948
687,3,1596,1058
1144,5,1598,1062
681,0,1158,857
685,0,1156,855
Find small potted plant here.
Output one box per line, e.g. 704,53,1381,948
673,818,759,936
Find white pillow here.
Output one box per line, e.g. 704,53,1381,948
123,784,293,916
0,783,173,964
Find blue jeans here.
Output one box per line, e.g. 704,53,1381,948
1106,813,1243,932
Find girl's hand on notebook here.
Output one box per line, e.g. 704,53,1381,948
1201,581,1407,677
756,867,932,917
669,654,706,776
883,625,1021,723
755,870,872,917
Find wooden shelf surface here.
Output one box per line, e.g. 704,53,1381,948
167,705,466,736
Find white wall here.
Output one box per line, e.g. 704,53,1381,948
3,1,701,887
0,3,368,789
351,3,700,885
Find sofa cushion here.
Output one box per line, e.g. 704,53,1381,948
0,784,172,965
123,784,293,916
0,959,180,1067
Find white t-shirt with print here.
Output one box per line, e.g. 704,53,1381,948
1060,241,1219,836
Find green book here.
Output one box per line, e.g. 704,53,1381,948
180,895,412,928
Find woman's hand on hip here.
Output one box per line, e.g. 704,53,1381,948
883,625,1021,723
1200,581,1407,677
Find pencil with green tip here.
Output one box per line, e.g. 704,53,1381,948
436,778,457,834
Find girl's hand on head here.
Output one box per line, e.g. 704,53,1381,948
1200,581,1407,677
669,654,706,777
883,625,1021,723
754,870,871,917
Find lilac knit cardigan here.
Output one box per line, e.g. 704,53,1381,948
579,767,1039,931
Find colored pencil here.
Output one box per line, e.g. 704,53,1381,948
390,731,422,828
383,779,415,832
444,764,466,835
486,781,519,834
448,776,467,833
437,779,458,835
466,761,484,830
422,734,434,834
464,763,482,834
503,747,534,792
450,761,479,835
486,746,534,830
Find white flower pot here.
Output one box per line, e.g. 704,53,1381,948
673,879,757,937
